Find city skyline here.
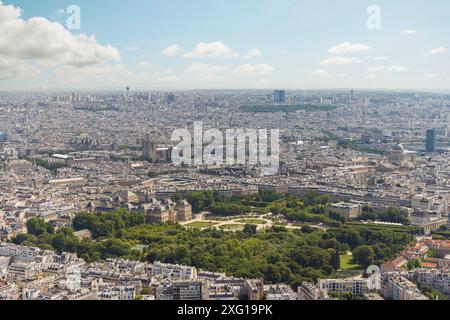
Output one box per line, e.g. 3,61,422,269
1,0,450,91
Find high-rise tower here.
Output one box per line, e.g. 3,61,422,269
274,90,286,103
426,129,436,153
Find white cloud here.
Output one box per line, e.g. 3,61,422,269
186,62,229,80
387,65,410,72
427,47,448,55
364,74,376,79
328,42,370,55
0,2,120,67
368,66,386,73
53,64,130,82
311,69,329,77
183,41,238,58
311,69,346,78
161,44,183,57
186,62,229,74
424,73,438,78
401,30,417,35
367,65,409,73
232,64,274,76
47,62,181,89
320,56,360,66
0,56,40,80
243,48,262,59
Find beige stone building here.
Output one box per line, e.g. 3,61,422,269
144,199,192,224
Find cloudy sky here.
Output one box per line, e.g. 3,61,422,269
1,0,449,91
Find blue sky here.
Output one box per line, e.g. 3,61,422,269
1,0,450,90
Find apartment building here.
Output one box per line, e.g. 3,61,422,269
298,282,322,300
147,261,197,281
0,243,50,263
380,274,428,300
243,279,265,300
318,278,368,297
156,280,209,300
412,269,450,296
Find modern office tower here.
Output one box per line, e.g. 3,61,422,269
0,131,6,148
426,129,436,153
274,90,286,103
142,136,156,161
70,93,80,102
349,89,355,101
166,93,175,104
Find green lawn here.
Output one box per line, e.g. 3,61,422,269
340,254,360,270
235,219,267,225
185,221,217,228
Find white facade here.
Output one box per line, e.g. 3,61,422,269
147,261,197,281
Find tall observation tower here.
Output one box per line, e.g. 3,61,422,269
124,86,131,110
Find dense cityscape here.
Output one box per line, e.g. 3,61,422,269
1,89,450,301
